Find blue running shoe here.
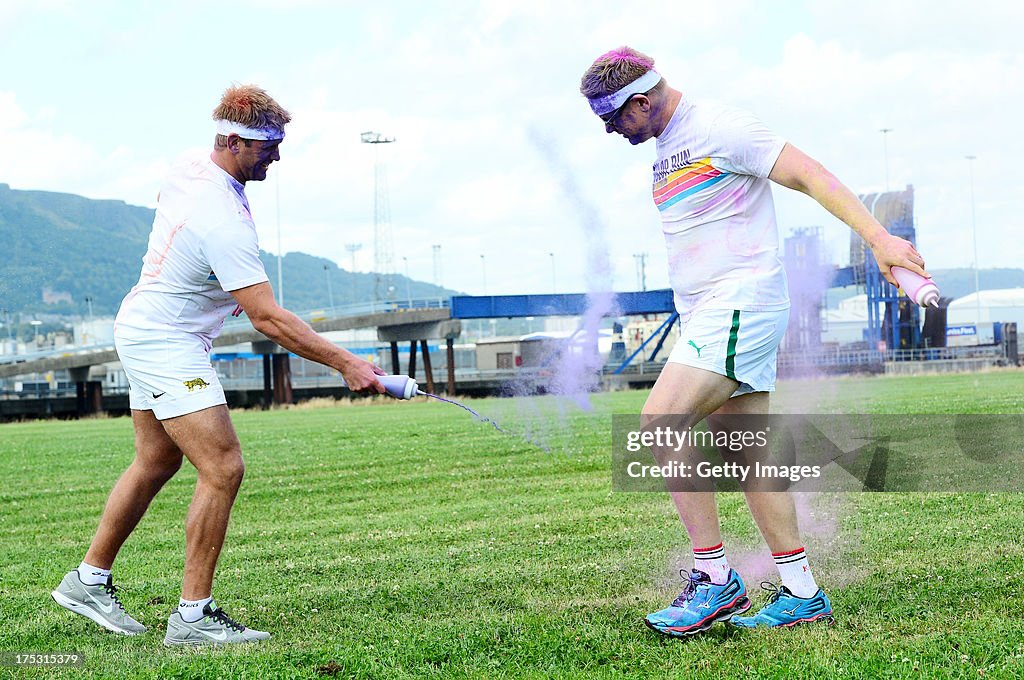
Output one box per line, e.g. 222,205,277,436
730,582,833,628
644,569,751,637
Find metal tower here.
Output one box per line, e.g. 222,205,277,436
361,131,396,302
855,185,920,351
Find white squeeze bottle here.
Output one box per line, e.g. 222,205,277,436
339,374,420,399
891,266,940,308
377,374,420,400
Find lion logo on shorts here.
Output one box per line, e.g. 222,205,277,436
183,378,211,392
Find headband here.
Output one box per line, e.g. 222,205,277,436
215,118,285,141
587,69,662,116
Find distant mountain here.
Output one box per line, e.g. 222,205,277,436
827,268,1024,307
0,183,153,317
0,183,459,318
3,182,1021,319
928,268,1024,300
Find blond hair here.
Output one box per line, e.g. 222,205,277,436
212,84,291,140
579,46,657,99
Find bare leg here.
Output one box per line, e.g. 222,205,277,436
160,405,245,600
642,363,742,548
711,394,802,554
84,410,184,569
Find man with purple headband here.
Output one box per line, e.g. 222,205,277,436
580,47,929,634
51,84,385,646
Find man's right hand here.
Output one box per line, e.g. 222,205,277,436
338,356,386,395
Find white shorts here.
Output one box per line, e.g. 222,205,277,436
115,331,227,420
667,308,789,396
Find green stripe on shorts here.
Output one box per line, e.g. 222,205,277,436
725,310,741,381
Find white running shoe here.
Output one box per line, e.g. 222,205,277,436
163,604,271,647
51,570,147,636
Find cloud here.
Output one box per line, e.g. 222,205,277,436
2,1,1022,299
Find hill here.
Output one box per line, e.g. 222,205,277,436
2,183,1020,319
0,183,458,318
927,267,1024,299
826,268,1024,308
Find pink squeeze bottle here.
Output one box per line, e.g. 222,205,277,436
891,266,940,308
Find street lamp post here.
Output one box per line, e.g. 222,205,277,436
323,264,335,309
879,128,893,192
432,244,442,287
965,155,982,328
549,252,556,293
402,256,412,306
275,171,283,306
480,254,487,295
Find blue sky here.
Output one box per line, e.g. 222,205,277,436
2,1,1021,297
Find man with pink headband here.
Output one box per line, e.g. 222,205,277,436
51,84,386,646
581,47,929,634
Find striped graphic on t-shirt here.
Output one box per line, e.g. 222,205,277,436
653,158,730,212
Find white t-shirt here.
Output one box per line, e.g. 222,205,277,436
115,151,269,345
653,99,789,319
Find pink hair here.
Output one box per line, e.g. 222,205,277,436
598,47,655,70
579,46,658,98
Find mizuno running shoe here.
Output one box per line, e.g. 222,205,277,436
730,582,833,628
644,569,751,637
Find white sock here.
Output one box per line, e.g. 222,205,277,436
773,547,819,598
178,596,214,623
693,543,731,585
77,561,111,586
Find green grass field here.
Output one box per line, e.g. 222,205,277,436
2,370,1024,678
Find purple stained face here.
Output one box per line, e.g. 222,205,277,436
248,139,282,182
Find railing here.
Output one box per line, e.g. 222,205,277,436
0,342,117,365
0,298,452,364
220,296,450,332
778,344,1009,368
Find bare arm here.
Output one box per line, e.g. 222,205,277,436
230,282,385,394
768,143,929,286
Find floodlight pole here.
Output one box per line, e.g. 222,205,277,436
634,253,648,291
966,155,981,327
361,131,396,302
344,243,363,272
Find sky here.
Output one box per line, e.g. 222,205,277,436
1,0,1021,299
